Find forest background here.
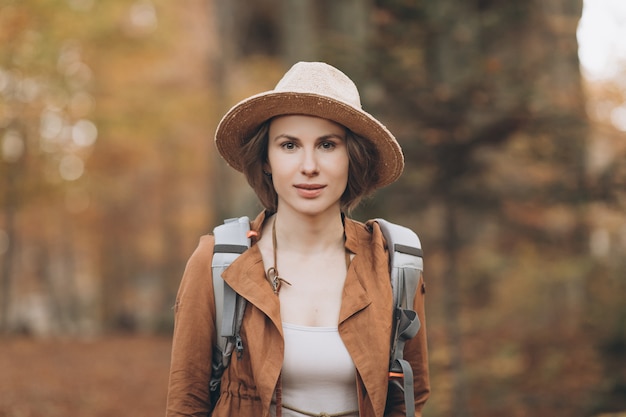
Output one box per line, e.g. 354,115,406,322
1,0,625,416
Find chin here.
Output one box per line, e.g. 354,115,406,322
302,203,342,217
280,200,341,218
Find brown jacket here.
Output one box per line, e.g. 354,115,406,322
166,212,430,417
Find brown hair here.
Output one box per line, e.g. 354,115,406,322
240,120,380,213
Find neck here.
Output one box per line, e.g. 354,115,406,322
271,208,345,252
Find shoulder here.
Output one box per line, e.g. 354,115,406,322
344,217,388,259
177,234,216,288
173,234,218,314
188,234,216,266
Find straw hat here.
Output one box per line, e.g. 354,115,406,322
215,61,404,188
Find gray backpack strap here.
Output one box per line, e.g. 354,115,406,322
209,216,251,396
375,218,424,417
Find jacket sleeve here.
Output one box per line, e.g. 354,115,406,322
166,235,217,417
385,272,431,417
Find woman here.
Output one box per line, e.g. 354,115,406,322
166,62,430,417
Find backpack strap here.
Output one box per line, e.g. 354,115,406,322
209,216,251,396
374,218,424,417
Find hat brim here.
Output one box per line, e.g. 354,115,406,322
215,91,404,189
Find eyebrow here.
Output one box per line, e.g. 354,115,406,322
271,133,346,142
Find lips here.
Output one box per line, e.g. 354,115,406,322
294,183,326,198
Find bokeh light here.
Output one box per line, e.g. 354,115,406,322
1,129,24,163
59,154,85,181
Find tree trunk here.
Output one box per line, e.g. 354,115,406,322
280,0,317,64
443,202,470,417
0,163,18,333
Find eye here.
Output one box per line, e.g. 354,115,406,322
320,141,337,150
280,141,297,151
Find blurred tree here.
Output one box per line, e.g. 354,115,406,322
1,0,217,334
580,72,626,414
85,0,216,331
360,1,588,414
0,0,94,333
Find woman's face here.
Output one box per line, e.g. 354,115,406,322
266,115,349,218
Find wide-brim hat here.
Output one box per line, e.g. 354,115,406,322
215,61,404,188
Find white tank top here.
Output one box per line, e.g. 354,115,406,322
271,322,359,417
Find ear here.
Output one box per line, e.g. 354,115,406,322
262,162,271,175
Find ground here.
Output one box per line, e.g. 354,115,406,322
0,335,172,417
2,334,625,417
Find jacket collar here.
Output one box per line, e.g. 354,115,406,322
340,217,371,323
221,211,371,329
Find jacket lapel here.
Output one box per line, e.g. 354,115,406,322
221,245,282,334
339,218,390,417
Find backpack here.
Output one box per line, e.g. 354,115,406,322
209,216,423,417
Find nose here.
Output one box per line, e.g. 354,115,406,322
300,148,319,176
